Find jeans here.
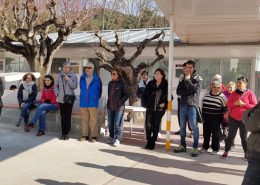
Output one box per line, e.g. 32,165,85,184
20,103,35,124
32,103,58,131
242,158,260,185
179,105,199,148
59,103,74,135
107,109,124,141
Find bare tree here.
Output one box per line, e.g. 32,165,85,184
95,30,166,105
0,0,96,88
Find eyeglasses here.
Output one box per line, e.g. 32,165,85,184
213,86,221,89
111,73,117,76
85,67,93,69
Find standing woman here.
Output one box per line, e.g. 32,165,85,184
201,81,227,155
107,68,129,147
222,77,257,159
55,62,78,140
143,68,168,150
17,73,37,127
25,75,59,136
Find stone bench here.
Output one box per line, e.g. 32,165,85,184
0,92,107,138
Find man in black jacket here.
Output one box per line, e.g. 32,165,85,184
174,60,202,157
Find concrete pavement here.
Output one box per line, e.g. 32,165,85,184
0,116,247,185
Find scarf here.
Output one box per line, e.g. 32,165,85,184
22,81,35,101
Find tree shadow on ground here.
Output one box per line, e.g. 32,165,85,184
36,179,87,185
0,124,56,162
76,162,225,185
99,149,246,177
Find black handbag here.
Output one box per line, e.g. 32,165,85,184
63,95,75,104
196,106,204,123
62,76,75,104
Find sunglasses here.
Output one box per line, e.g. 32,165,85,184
85,67,93,69
111,73,117,76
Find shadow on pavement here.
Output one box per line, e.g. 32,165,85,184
0,124,55,161
99,149,246,177
76,162,225,185
36,179,87,185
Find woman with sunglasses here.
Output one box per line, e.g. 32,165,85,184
143,68,168,150
16,73,37,128
106,68,129,147
222,77,257,160
55,62,78,140
201,81,227,155
25,75,59,136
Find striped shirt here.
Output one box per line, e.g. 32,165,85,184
202,92,227,114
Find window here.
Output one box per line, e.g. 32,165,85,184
222,59,252,88
5,57,30,72
51,58,66,75
195,59,221,89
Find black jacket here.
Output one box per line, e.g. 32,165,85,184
176,73,202,107
107,79,129,111
17,83,38,105
143,79,168,111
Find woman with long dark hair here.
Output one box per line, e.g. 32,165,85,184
107,68,129,147
143,68,168,150
25,75,59,136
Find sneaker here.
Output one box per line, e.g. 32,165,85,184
191,148,199,157
211,151,218,155
200,148,208,153
221,151,228,159
107,137,114,144
90,137,97,143
113,139,120,147
158,133,162,138
64,134,69,140
173,145,186,153
36,131,45,137
16,117,23,127
174,130,180,135
79,136,88,141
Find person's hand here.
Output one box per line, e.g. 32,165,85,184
185,74,191,80
64,75,70,81
238,99,245,107
159,103,165,108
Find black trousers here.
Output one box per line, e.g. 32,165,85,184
145,110,165,145
225,116,248,153
59,103,73,135
202,113,222,151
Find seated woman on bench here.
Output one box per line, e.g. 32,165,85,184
25,75,59,136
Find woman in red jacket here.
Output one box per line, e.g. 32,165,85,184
222,77,257,159
25,75,59,136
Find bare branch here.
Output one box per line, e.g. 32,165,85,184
95,31,117,53
95,49,111,64
128,30,165,63
147,40,165,71
0,36,27,57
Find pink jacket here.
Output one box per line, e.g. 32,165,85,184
227,90,257,121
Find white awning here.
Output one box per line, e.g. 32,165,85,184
155,0,260,44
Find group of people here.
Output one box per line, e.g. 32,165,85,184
16,62,78,139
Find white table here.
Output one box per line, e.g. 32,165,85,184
124,106,146,135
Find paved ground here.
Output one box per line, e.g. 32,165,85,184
0,115,247,185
